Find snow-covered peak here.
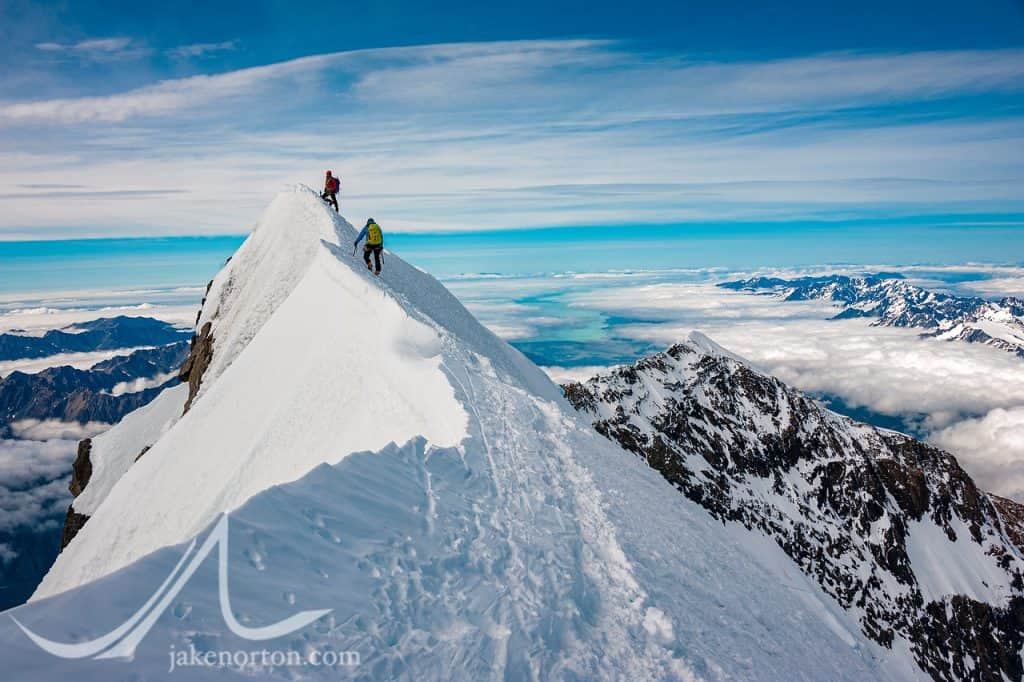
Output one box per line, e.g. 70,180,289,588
191,188,336,399
194,187,557,408
36,187,486,598
685,329,750,364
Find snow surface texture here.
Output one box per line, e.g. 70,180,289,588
72,383,187,516
7,188,919,679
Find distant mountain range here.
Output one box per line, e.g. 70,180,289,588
720,273,1024,357
0,316,190,361
563,333,1024,680
0,342,188,434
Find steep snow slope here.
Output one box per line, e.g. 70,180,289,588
37,188,470,597
563,333,1024,680
73,383,188,516
6,188,920,679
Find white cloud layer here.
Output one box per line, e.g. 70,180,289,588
542,365,623,384
0,438,78,535
931,408,1024,501
0,347,160,376
0,293,201,334
8,419,110,441
106,371,177,396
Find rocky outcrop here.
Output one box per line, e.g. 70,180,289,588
68,438,93,497
178,277,219,414
564,336,1024,680
60,508,90,550
179,321,213,413
913,596,1024,682
60,439,94,548
993,495,1024,554
134,445,151,462
54,285,214,552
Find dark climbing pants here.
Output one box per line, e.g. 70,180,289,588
322,191,338,212
363,245,383,273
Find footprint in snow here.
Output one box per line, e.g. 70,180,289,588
245,549,266,571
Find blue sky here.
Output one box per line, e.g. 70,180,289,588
0,0,1023,240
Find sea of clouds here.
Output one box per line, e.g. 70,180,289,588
452,265,1024,501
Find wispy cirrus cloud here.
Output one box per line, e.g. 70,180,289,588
166,40,238,59
8,42,1024,124
35,37,151,61
1,40,1023,235
33,36,239,65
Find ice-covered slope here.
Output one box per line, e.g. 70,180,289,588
6,188,920,679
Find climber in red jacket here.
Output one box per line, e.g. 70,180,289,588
321,171,340,212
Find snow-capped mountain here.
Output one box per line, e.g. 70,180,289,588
562,335,1024,681
1,187,929,680
720,273,1024,357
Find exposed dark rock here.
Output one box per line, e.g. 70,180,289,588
913,596,1024,682
179,321,214,413
134,445,151,462
993,495,1024,555
60,507,90,550
58,438,96,549
68,438,93,497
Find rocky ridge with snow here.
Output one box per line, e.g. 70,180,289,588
562,333,1024,680
720,273,1024,357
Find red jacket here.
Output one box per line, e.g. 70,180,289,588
325,176,339,193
